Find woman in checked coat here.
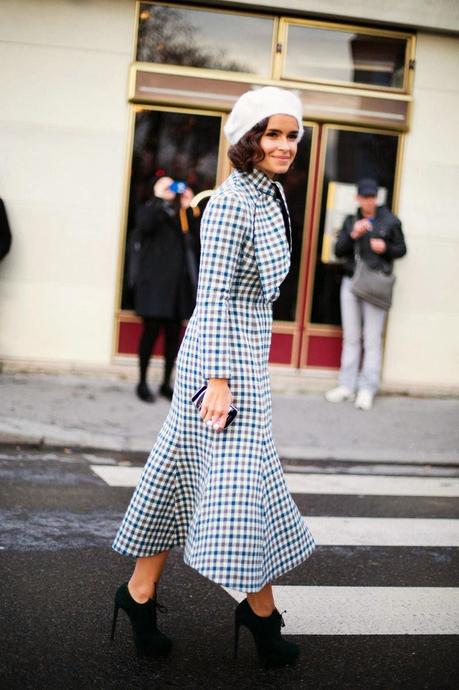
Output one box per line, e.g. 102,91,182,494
111,86,316,668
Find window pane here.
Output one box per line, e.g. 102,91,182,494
137,3,274,76
121,109,221,310
284,25,406,89
310,128,399,326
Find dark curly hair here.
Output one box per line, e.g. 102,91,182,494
227,118,269,173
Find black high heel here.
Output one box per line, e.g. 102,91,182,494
110,583,172,657
233,598,299,668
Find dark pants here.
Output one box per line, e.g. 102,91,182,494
138,317,182,386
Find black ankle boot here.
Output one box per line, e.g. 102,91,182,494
159,382,174,401
136,382,155,403
233,598,299,668
110,583,172,657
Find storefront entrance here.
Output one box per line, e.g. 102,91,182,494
116,109,401,370
114,3,412,371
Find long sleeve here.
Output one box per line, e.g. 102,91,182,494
135,198,163,238
334,215,355,258
384,218,407,260
196,192,250,380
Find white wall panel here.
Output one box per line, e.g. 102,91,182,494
0,0,134,364
383,33,459,389
216,0,459,33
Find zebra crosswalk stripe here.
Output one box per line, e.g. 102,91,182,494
90,465,459,497
302,516,459,546
285,472,459,497
224,586,459,635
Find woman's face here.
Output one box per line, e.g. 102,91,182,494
255,114,299,178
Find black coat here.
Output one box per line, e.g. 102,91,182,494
335,205,407,277
0,199,12,261
134,197,199,320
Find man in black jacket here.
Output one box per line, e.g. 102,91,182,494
325,178,407,410
0,199,12,262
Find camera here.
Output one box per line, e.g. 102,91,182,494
169,180,187,194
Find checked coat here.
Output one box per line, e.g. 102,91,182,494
113,168,316,592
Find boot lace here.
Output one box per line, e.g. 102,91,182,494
279,609,287,627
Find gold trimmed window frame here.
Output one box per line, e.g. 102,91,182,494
134,1,416,96
115,4,414,368
135,1,279,79
129,62,412,132
276,17,416,94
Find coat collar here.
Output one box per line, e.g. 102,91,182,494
232,168,278,200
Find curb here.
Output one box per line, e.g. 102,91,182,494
2,424,458,466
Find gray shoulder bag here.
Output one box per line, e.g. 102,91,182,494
350,245,396,311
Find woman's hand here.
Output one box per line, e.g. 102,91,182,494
200,379,233,432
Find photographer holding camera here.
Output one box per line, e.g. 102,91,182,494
133,175,200,402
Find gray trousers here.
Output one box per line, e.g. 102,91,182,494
338,276,387,394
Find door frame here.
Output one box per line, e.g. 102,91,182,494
297,122,406,370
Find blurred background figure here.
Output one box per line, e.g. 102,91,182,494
131,176,200,403
325,178,407,410
0,198,12,263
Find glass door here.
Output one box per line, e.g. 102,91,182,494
269,123,319,366
115,105,224,356
115,112,403,372
298,124,402,369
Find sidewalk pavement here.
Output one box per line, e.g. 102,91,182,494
0,372,458,465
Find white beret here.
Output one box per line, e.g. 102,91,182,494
224,86,304,145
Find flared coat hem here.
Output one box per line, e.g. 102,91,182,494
112,539,315,593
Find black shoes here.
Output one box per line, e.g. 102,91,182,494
136,382,155,403
234,598,299,668
110,585,297,666
159,383,174,400
111,583,172,657
136,382,173,402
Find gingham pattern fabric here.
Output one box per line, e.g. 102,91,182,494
112,168,316,592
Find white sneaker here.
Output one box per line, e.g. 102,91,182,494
355,389,374,410
324,386,355,403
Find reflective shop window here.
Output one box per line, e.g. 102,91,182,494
283,25,407,89
121,109,221,311
137,3,275,76
310,128,399,326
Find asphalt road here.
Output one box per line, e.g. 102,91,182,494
0,445,458,690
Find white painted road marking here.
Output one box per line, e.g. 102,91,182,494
302,516,459,547
91,465,459,497
91,465,142,486
286,472,459,497
225,586,459,635
91,465,459,546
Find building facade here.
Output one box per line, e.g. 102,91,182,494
0,0,458,392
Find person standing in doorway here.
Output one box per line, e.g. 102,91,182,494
133,176,199,403
111,86,315,668
325,178,407,410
